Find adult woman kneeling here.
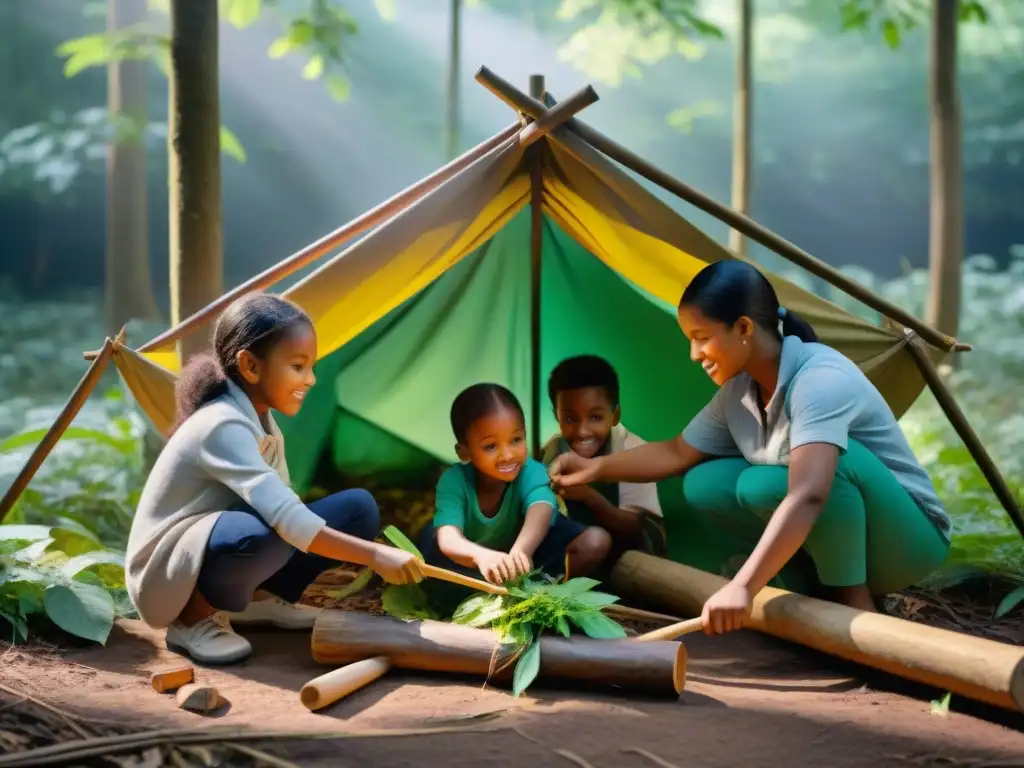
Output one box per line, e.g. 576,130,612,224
548,260,951,635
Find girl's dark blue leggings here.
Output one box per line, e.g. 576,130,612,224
196,488,380,612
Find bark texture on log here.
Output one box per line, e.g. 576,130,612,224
311,610,685,696
610,552,1024,713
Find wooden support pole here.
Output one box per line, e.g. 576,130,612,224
0,337,117,523
311,610,686,697
903,332,1024,538
611,552,1024,713
529,73,545,459
474,65,962,354
84,122,521,361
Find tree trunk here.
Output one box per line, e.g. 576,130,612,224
445,0,462,160
168,0,223,363
106,0,160,333
925,0,963,355
728,0,752,259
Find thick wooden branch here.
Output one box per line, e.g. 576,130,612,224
311,610,685,697
611,553,1024,713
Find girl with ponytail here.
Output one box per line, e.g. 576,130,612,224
126,293,424,665
549,260,950,635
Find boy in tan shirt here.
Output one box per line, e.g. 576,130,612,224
540,355,666,560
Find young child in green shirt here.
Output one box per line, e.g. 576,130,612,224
418,383,611,585
541,355,666,558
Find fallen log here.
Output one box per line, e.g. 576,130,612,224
311,609,685,697
610,551,1024,713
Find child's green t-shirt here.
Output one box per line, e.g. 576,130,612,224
432,458,558,552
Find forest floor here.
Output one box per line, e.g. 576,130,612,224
2,567,1023,768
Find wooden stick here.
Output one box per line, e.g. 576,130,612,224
0,338,116,523
418,562,684,626
311,610,686,696
633,617,703,643
82,122,521,361
300,656,391,711
529,73,545,460
610,552,1024,713
474,65,961,354
420,563,508,596
903,332,1024,539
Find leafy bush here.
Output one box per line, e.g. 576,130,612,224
803,249,1024,583
1,387,147,549
0,523,135,645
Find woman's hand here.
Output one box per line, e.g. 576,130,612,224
473,548,526,585
548,452,601,491
700,580,753,635
369,545,426,585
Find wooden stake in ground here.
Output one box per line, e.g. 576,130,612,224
611,552,1024,713
311,610,685,697
300,656,391,712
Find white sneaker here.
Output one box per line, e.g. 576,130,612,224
228,595,320,630
166,612,252,665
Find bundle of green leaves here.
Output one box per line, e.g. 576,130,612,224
451,571,626,696
374,525,627,696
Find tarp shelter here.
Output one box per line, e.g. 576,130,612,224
3,68,1021,577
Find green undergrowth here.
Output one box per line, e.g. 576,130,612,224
376,525,626,696
1,384,144,644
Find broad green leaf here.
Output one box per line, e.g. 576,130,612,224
511,640,541,697
302,54,325,81
546,577,600,597
995,585,1024,618
48,527,104,557
17,539,55,561
0,525,51,542
506,587,531,598
325,74,351,102
3,579,46,617
373,0,397,21
55,34,111,77
220,125,246,163
555,616,571,638
0,611,29,644
226,0,261,28
570,610,626,639
327,567,373,600
381,583,437,620
63,550,126,589
882,19,901,49
381,525,423,558
570,591,619,608
267,35,295,59
930,692,952,716
44,581,115,645
0,426,132,454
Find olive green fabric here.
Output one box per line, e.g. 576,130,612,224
279,207,720,494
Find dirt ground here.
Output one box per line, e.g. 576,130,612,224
2,608,1023,768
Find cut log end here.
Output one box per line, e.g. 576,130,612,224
150,663,195,693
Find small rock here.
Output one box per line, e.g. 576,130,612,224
175,684,225,714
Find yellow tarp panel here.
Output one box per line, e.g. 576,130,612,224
542,133,927,417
